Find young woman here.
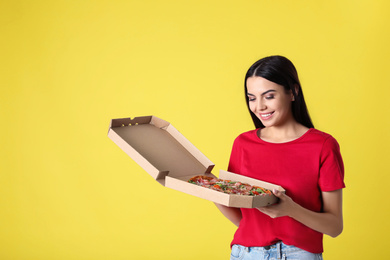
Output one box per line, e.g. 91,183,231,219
215,56,345,260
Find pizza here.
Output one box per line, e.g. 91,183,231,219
188,175,272,196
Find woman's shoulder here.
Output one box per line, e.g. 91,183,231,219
305,128,340,146
308,128,332,138
236,128,258,138
233,129,259,143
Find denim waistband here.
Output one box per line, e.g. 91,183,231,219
236,242,284,258
231,242,322,260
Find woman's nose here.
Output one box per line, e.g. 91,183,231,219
257,99,266,111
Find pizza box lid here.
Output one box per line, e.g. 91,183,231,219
108,116,214,186
108,115,285,208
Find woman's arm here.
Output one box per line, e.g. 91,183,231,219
257,189,343,237
214,203,242,227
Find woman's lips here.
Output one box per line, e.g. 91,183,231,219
259,111,274,120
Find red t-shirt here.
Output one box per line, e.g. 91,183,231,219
228,128,345,253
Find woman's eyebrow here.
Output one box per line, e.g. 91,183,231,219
247,90,276,96
261,90,276,96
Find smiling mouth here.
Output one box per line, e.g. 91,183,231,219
259,112,274,120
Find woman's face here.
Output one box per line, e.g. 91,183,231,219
246,76,295,128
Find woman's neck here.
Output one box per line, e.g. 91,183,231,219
258,121,310,143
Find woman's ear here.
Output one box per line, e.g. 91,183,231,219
291,84,299,101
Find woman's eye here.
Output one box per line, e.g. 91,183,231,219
248,97,255,101
265,95,274,100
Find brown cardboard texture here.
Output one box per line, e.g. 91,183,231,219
108,116,285,208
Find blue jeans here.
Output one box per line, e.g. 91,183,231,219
230,242,323,260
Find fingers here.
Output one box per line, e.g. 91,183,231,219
256,207,277,218
256,207,271,217
256,207,264,212
273,189,284,198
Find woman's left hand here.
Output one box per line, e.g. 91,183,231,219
257,189,344,237
256,189,296,218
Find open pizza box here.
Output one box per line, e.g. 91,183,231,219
108,115,285,208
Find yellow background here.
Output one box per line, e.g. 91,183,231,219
1,0,389,259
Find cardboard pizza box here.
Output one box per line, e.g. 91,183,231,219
108,115,285,208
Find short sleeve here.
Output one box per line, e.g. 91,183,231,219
227,136,242,174
318,136,345,191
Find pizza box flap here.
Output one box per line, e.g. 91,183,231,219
108,116,214,185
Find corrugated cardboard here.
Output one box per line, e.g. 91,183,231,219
108,115,285,208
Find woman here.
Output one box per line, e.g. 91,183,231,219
215,55,345,260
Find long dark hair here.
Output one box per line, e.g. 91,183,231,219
245,55,314,129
